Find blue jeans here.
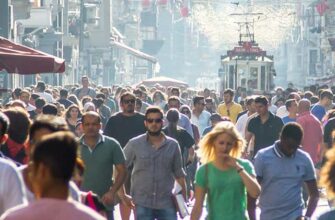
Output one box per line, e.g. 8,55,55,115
107,210,114,220
135,205,177,220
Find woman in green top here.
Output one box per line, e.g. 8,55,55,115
191,121,260,220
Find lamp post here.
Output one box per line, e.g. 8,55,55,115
79,0,85,80
235,57,238,89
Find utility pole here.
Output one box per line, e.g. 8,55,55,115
0,0,9,38
79,0,85,79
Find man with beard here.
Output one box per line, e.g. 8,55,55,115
104,92,146,148
123,106,187,220
103,92,146,220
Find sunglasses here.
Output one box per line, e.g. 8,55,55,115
123,99,135,104
198,102,205,106
181,110,190,114
146,118,163,123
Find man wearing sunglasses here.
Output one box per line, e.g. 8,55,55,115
191,96,211,136
217,88,243,123
104,92,146,220
123,106,187,220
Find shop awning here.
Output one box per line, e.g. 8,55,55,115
111,40,157,63
0,37,65,74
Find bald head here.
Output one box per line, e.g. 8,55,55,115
298,99,311,113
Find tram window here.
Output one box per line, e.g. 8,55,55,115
249,67,258,90
261,66,266,90
241,78,246,87
229,65,235,89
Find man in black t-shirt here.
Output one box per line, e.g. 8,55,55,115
103,92,146,220
245,96,283,220
246,96,284,157
104,92,146,147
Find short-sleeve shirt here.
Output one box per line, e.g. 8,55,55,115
323,118,335,149
281,116,296,124
162,127,194,155
79,134,126,199
318,209,335,220
195,159,255,220
254,143,316,220
311,104,326,121
0,158,27,216
104,112,146,148
217,102,243,123
191,110,211,136
247,112,284,155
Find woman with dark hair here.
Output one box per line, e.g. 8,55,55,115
163,108,195,200
1,107,31,164
163,108,195,167
65,104,83,134
68,94,82,109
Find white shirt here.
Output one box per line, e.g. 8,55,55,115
36,92,54,103
0,158,27,216
235,112,249,138
191,110,211,136
276,105,288,118
26,103,36,112
268,104,278,115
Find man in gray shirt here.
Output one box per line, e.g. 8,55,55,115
123,106,186,220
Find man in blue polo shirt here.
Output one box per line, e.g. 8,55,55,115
254,123,319,220
311,89,333,121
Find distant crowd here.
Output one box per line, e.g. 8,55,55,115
1,76,335,220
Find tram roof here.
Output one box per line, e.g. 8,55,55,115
221,55,273,63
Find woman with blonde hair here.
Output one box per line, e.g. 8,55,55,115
191,121,260,220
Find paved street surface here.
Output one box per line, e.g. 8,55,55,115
114,198,331,220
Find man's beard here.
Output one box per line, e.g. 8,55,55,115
126,108,135,113
148,128,162,136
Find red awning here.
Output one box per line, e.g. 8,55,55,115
0,37,65,74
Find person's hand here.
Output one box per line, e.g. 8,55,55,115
242,151,250,159
120,194,135,209
222,155,239,169
102,190,114,205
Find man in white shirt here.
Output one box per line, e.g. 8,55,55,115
19,90,36,112
191,96,211,135
0,112,27,215
236,97,256,138
35,81,54,103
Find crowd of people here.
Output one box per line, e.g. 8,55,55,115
0,76,335,220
